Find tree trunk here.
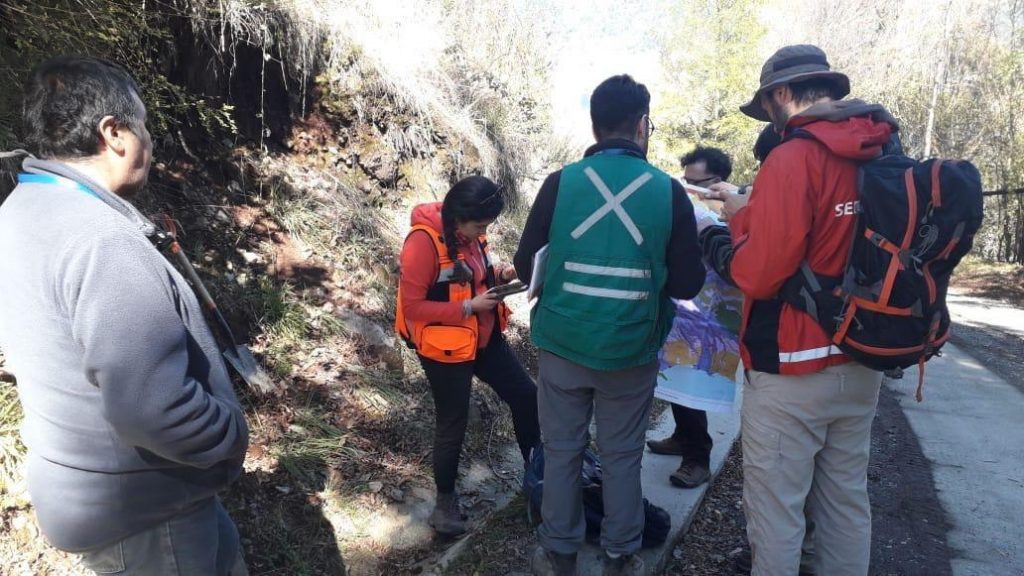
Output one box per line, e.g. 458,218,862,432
924,1,954,158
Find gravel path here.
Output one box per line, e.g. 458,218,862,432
666,442,746,575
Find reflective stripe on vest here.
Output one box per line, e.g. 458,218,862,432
778,345,844,363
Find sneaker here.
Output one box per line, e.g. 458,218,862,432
602,553,645,576
669,460,710,489
530,546,577,576
734,548,816,575
428,492,466,536
646,435,686,456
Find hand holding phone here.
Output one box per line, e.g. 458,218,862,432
470,292,501,313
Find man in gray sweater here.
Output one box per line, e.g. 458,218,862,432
0,57,250,575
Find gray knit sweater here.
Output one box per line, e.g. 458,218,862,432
0,159,248,552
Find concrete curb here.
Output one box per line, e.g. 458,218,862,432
572,400,741,575
426,396,742,575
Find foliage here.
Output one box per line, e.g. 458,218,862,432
652,0,1024,262
274,408,364,482
0,381,26,508
651,0,768,182
244,276,309,379
0,0,238,153
308,0,558,206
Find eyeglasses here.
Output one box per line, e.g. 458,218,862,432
646,116,656,136
684,175,720,186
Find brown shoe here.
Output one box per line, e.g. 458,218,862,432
669,460,710,488
646,435,686,456
429,492,467,536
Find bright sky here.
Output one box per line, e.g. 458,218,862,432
546,1,664,145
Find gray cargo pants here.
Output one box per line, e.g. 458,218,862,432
536,350,658,556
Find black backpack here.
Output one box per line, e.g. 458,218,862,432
523,445,671,548
781,134,984,400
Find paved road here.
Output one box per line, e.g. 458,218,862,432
892,296,1024,576
947,293,1024,396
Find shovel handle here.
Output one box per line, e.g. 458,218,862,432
167,241,238,349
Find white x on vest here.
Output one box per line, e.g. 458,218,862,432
571,167,652,245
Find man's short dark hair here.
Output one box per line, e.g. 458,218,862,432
789,77,843,105
680,146,732,181
590,74,650,137
23,56,144,159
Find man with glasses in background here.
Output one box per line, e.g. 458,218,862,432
680,146,732,192
646,146,733,490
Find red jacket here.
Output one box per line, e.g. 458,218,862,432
730,103,895,375
399,202,499,349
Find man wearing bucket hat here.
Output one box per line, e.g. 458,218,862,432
709,45,900,575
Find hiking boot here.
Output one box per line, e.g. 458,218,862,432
602,553,645,576
669,460,710,488
428,492,466,536
646,435,686,456
530,546,577,576
734,548,816,575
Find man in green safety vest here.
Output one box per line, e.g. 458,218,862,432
515,74,706,576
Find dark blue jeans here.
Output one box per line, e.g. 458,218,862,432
419,331,540,493
79,498,247,575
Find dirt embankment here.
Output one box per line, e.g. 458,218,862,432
0,19,544,576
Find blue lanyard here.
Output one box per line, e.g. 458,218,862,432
18,173,100,199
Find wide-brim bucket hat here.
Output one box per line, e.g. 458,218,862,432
740,44,850,122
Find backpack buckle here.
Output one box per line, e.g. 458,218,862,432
897,249,922,272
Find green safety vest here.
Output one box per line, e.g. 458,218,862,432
531,151,674,370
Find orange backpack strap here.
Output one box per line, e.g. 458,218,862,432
407,224,449,263
396,225,448,344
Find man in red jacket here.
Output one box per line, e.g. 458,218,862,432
707,45,899,576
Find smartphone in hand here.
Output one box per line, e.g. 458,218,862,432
485,281,528,298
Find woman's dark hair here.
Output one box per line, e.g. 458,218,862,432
23,56,145,159
753,124,783,163
442,175,504,283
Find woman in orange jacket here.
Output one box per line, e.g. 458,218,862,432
395,175,540,536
